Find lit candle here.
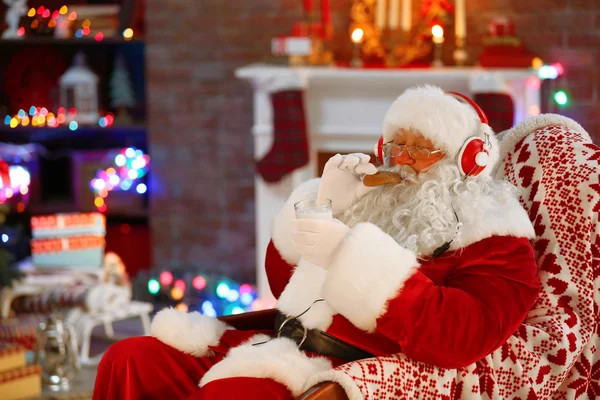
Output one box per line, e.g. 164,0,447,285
431,25,444,67
376,0,387,30
401,0,411,32
432,24,444,44
388,0,399,30
455,0,466,38
321,0,331,26
350,28,364,67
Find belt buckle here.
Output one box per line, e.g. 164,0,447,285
276,315,308,348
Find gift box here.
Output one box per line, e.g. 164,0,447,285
0,342,26,374
30,213,106,268
0,364,41,400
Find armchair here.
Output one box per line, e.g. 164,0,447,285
222,114,599,399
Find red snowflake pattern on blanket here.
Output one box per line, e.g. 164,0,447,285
331,125,600,399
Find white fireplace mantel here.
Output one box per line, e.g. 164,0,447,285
235,63,540,302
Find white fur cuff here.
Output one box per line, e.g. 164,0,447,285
276,259,336,331
200,334,332,396
272,178,321,265
151,308,230,357
322,222,419,332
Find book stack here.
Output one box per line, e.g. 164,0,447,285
30,213,106,269
0,342,41,400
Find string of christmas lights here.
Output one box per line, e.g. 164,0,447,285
19,5,135,41
144,270,268,316
3,106,115,130
90,147,149,213
531,57,569,107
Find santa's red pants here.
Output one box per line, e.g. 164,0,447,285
93,330,297,400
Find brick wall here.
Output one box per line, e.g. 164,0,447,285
146,0,600,283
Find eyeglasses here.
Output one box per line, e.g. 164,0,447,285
383,142,443,161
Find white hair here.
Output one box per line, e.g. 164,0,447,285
338,161,516,257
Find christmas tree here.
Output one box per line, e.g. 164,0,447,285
110,54,136,125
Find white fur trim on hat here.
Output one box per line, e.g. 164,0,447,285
383,86,498,175
200,334,332,397
151,308,230,357
322,222,419,332
272,178,321,265
276,259,336,331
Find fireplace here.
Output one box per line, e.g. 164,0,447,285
236,64,540,301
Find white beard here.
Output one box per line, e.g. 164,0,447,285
338,161,515,257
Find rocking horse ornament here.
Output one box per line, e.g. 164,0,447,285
93,86,598,400
2,0,27,39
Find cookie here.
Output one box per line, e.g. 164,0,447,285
362,171,403,187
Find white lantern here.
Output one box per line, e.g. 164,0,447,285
59,52,99,125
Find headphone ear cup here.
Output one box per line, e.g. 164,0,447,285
458,137,489,177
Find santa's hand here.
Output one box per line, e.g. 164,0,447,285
291,218,350,269
318,153,378,214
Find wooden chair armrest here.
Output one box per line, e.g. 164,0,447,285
296,382,348,400
217,308,278,331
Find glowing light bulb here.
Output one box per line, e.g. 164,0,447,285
216,282,230,299
531,57,543,71
123,28,134,40
170,287,184,301
2,234,8,243
69,121,78,131
193,276,206,290
148,279,160,294
27,8,35,17
159,271,173,286
60,6,68,15
174,279,186,291
136,183,147,194
554,90,568,106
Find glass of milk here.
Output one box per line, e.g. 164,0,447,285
294,198,332,220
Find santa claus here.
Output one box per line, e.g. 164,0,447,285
93,86,540,400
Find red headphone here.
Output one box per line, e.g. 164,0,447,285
375,91,492,177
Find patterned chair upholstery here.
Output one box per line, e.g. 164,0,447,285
296,115,599,399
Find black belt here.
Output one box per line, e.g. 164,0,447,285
274,311,374,362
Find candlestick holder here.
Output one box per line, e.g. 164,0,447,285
453,36,469,66
432,42,443,67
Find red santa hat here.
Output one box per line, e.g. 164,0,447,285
382,85,500,177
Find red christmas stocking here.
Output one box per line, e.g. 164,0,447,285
473,92,515,133
256,90,309,183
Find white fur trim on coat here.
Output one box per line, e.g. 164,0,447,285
276,259,336,331
305,370,365,400
272,178,321,265
200,334,332,397
452,192,535,251
496,114,590,172
151,308,230,357
322,222,419,332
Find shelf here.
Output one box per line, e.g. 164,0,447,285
0,125,147,151
0,37,144,45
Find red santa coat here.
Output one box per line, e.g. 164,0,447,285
185,176,540,398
